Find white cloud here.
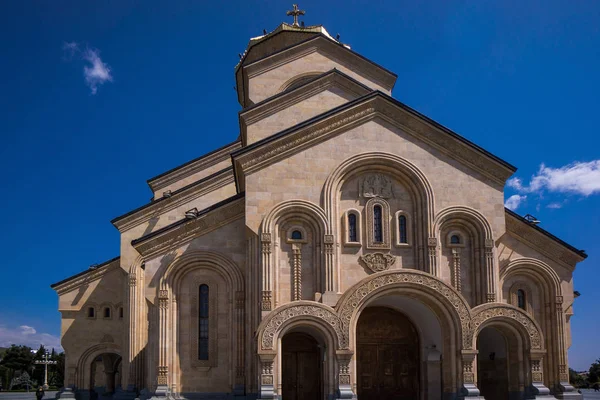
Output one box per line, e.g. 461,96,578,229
20,325,36,335
82,48,113,95
505,194,526,211
0,325,62,352
547,202,563,209
511,161,600,196
63,42,113,95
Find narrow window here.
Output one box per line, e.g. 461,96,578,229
119,307,124,319
199,284,209,360
104,307,111,318
374,205,383,243
348,213,357,242
291,230,303,240
88,307,95,318
398,215,407,244
450,235,461,245
517,289,526,310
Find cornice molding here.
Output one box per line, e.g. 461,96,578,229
52,257,123,296
147,140,241,193
112,167,235,232
241,70,370,126
505,211,586,269
242,36,396,105
132,196,245,259
233,93,515,191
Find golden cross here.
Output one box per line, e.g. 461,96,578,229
286,4,305,27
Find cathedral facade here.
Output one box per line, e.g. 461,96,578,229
52,11,587,400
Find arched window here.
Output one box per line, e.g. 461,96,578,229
373,205,383,243
87,307,95,318
348,213,357,242
199,285,209,360
291,230,303,240
450,234,461,245
517,289,526,310
398,215,407,244
104,307,111,318
119,307,124,319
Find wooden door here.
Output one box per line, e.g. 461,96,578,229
357,307,419,400
282,333,321,400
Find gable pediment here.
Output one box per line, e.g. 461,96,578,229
239,35,397,107
239,69,371,146
505,209,587,268
232,91,516,190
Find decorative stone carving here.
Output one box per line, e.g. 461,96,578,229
360,174,394,198
359,253,396,273
337,270,471,349
261,291,272,311
260,304,347,350
157,365,168,385
462,360,475,384
470,305,542,350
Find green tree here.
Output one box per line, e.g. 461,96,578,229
50,351,65,388
569,368,585,388
589,358,600,384
0,345,34,373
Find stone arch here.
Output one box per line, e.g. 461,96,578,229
278,71,322,92
256,301,346,352
499,257,564,386
160,250,243,292
75,342,121,389
500,258,562,299
434,206,495,304
323,151,435,234
433,206,493,240
260,200,331,303
336,269,471,348
262,199,330,235
470,303,544,350
156,250,244,393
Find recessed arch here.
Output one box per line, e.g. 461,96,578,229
470,303,545,350
75,343,121,389
278,71,322,93
256,301,345,352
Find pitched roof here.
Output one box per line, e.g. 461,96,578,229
50,256,120,289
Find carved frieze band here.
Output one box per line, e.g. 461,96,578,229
470,305,542,350
134,197,244,257
337,271,471,349
261,305,346,350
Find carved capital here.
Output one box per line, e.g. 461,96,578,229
486,293,496,302
261,233,272,243
324,234,334,244
236,291,245,309
129,275,137,287
556,295,564,305
261,291,272,311
359,253,396,273
484,238,494,249
428,237,438,248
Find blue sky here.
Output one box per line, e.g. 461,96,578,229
0,1,598,370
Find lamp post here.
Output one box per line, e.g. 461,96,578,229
35,351,57,390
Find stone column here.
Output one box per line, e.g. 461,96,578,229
484,239,496,302
261,233,273,313
322,234,339,306
554,296,580,398
234,291,246,396
428,237,438,277
460,350,484,399
292,243,302,301
336,350,354,399
530,350,555,399
452,248,462,292
154,290,169,397
258,354,276,399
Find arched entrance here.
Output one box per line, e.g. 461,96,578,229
281,332,322,400
356,307,419,400
89,353,121,394
477,327,509,400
